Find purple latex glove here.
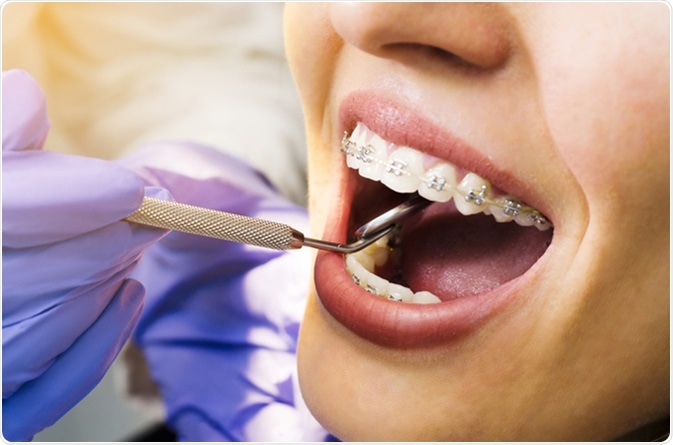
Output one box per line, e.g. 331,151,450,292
2,70,168,441
120,142,329,441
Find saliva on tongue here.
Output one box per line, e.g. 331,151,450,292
395,201,552,301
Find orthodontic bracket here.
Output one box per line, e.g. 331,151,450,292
341,132,552,229
365,284,378,294
385,158,409,176
465,185,488,206
356,144,375,163
425,173,447,191
503,199,522,217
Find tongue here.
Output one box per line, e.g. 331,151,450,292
400,202,552,300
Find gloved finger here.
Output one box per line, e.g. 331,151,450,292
119,141,280,207
4,211,167,321
2,70,50,152
3,150,146,248
3,221,167,394
2,279,145,442
2,69,148,247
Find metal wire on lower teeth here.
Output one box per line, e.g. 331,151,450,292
351,273,402,301
341,132,551,229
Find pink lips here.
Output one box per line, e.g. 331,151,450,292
312,92,552,349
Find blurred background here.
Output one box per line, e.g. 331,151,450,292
2,2,306,441
33,370,155,441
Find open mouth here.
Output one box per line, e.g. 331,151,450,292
313,95,555,348
343,122,552,304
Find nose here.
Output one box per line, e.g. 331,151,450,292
327,3,512,70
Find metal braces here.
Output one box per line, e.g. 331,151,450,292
341,132,551,229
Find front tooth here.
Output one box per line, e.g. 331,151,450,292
455,172,492,215
359,133,389,181
412,291,442,304
347,141,386,182
381,146,424,193
418,162,457,203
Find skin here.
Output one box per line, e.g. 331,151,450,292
284,3,669,441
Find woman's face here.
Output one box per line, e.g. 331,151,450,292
284,3,669,441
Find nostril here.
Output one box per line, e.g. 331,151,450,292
329,3,513,71
381,43,489,72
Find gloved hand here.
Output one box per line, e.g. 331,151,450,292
119,142,330,441
2,70,168,441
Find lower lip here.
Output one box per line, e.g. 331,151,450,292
313,213,528,350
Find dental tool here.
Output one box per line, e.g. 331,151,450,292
124,193,431,254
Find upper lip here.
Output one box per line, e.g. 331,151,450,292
338,91,553,220
312,90,553,349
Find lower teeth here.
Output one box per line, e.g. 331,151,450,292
345,234,442,305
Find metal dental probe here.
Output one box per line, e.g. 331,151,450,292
124,193,431,254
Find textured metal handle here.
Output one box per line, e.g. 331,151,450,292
125,197,303,250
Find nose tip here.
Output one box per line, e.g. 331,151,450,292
328,3,512,69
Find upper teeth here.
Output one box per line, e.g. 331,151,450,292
342,122,552,230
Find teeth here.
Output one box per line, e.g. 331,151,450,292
351,133,388,181
341,123,553,304
341,122,551,231
388,283,414,303
419,163,456,203
346,254,369,287
352,249,376,272
345,248,442,305
412,291,442,304
351,235,391,273
381,146,425,193
455,172,492,215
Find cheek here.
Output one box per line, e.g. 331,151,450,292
532,5,669,224
284,3,342,131
529,8,669,413
284,3,344,237
544,72,669,212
